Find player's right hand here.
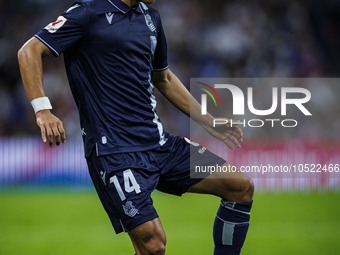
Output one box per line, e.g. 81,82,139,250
36,109,66,147
203,118,243,151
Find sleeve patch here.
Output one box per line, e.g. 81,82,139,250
45,16,67,34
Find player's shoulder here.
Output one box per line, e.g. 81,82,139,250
68,0,94,7
64,0,106,14
54,0,93,28
59,0,103,24
140,3,161,20
59,0,91,16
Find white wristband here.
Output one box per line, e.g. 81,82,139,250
30,97,52,114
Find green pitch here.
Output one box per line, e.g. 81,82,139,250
0,191,339,255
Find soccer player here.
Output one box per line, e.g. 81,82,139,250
18,0,254,254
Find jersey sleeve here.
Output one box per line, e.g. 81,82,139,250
34,2,89,57
153,12,168,71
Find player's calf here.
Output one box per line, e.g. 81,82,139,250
212,166,253,255
188,162,254,255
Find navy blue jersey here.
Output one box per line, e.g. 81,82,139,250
35,0,169,157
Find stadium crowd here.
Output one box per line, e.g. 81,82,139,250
0,0,339,138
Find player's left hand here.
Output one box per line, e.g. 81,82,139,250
204,119,243,150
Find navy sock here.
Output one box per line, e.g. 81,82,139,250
213,200,253,255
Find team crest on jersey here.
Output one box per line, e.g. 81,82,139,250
144,14,156,32
45,16,67,33
123,201,139,217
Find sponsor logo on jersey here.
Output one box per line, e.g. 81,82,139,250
45,16,67,34
105,12,114,24
100,171,106,186
102,136,107,144
81,128,86,136
123,201,139,217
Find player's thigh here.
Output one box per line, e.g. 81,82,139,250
128,217,166,255
155,136,226,196
86,151,160,234
187,161,254,203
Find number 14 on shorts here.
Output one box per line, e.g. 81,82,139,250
110,169,141,201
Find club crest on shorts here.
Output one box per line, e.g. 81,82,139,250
123,201,139,217
144,14,156,32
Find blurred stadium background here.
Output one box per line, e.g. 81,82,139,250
0,0,340,254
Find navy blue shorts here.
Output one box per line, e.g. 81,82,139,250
86,134,226,234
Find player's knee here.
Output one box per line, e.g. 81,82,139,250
138,231,166,255
244,177,254,202
143,239,166,255
149,243,166,255
239,177,254,203
221,176,254,203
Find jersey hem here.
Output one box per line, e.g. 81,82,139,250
87,142,163,157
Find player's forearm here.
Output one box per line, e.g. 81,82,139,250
18,38,49,101
154,70,213,129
